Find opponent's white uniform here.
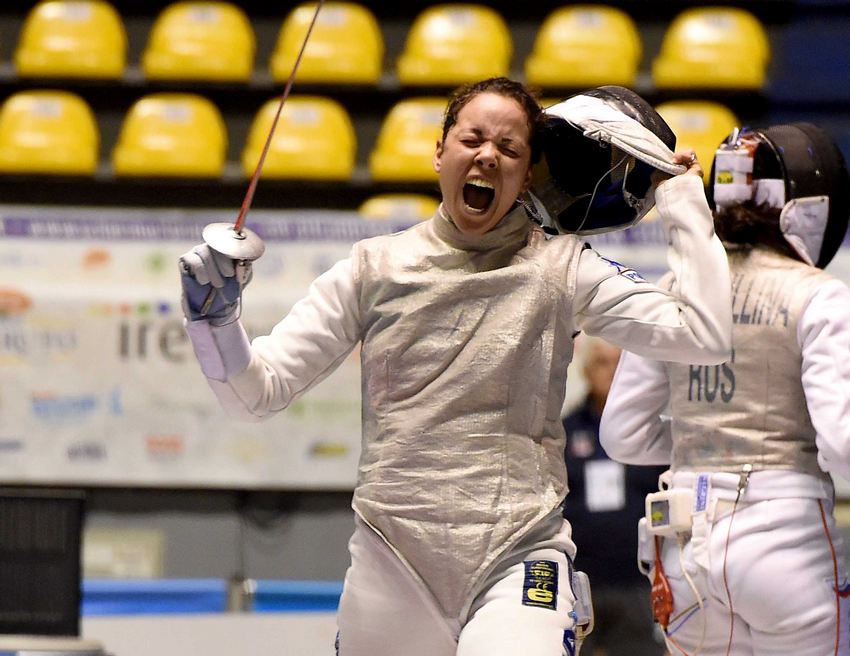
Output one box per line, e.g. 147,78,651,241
600,246,850,655
185,174,732,656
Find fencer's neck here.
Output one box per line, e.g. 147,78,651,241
433,203,531,253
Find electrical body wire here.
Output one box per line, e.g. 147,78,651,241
818,497,842,656
658,466,840,656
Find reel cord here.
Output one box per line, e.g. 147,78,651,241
663,534,706,656
721,490,739,656
819,498,841,656
722,464,751,656
662,537,705,656
720,486,839,656
574,154,629,233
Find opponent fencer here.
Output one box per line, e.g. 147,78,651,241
600,123,850,656
179,77,732,656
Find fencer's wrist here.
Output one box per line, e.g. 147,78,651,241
181,298,236,325
655,171,702,200
654,174,714,242
181,293,204,322
207,303,239,327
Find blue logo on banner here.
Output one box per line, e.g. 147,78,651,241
31,388,123,421
32,394,96,420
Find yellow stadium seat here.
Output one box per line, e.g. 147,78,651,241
15,0,127,79
369,97,446,182
652,7,770,89
525,6,641,88
271,2,383,85
142,2,255,82
655,101,740,184
396,5,512,85
241,96,356,180
0,91,98,175
112,94,227,177
358,194,440,220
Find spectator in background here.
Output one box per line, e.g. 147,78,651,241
562,336,666,656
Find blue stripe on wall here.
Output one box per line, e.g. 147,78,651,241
81,579,344,616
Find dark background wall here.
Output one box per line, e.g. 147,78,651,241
85,489,356,579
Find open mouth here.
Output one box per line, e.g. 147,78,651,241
463,179,495,213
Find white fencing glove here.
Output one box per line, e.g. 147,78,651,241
179,244,253,325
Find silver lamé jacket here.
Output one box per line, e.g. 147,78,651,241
352,205,583,617
185,174,734,619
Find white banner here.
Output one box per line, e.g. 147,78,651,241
0,207,413,489
0,207,848,490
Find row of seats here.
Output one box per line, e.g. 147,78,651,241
11,1,770,89
0,89,738,185
0,90,434,180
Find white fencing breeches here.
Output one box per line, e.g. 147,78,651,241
336,515,583,656
658,497,849,656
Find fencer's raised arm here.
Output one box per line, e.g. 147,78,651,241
598,351,673,465
573,173,733,364
184,171,731,422
799,279,850,480
184,257,361,421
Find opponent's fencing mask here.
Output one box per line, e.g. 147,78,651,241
527,86,686,235
708,122,850,268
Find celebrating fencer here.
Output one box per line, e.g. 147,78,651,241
179,77,733,656
600,123,850,656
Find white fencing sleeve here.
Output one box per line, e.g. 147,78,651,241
573,174,732,365
599,350,673,465
186,257,361,422
798,278,850,480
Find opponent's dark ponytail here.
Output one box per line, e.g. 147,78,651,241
713,202,802,261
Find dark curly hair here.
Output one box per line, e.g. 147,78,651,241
441,77,546,165
713,201,802,261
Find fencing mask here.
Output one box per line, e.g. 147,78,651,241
527,86,686,235
708,122,850,268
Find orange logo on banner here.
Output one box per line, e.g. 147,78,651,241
146,435,185,457
0,289,32,315
83,248,112,268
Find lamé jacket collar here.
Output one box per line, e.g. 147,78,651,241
433,202,532,253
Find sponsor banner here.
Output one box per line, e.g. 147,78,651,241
1,206,849,490
0,207,398,490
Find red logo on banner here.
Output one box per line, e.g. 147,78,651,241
0,288,32,315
